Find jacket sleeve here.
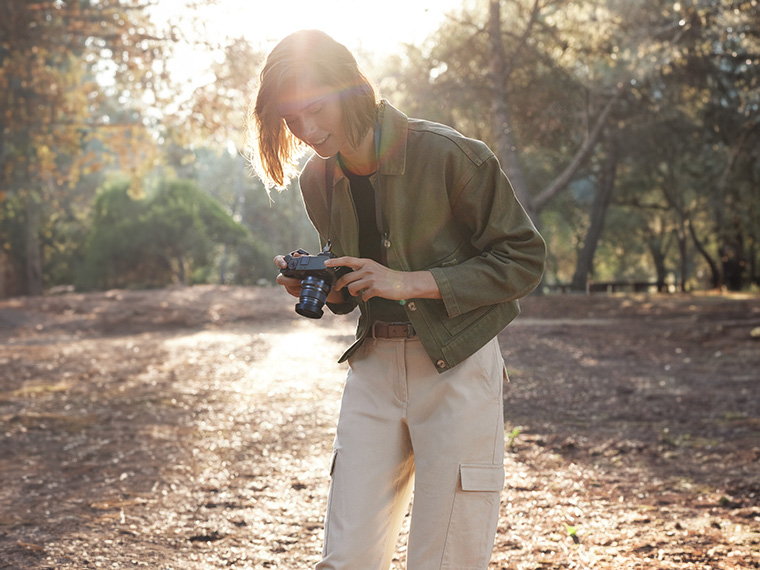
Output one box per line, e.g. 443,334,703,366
428,154,546,318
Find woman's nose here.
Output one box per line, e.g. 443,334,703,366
300,116,318,139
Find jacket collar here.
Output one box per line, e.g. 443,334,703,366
376,100,407,176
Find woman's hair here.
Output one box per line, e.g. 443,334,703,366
248,30,378,189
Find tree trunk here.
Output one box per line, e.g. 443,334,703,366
0,253,7,299
720,223,746,291
647,239,668,292
487,0,535,220
219,245,229,285
487,0,622,223
24,191,43,296
531,90,621,214
667,172,689,292
675,222,689,292
749,237,759,288
570,133,618,291
687,218,721,289
176,255,186,285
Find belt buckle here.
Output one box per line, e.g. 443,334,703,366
401,323,415,338
371,322,415,339
389,322,415,338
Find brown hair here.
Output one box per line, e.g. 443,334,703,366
248,30,378,189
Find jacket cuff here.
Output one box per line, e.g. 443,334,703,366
429,267,462,318
327,301,355,315
327,289,357,315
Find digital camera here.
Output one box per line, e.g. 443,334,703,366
280,247,350,319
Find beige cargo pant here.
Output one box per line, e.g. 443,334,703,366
316,336,506,570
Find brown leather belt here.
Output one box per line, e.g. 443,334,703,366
371,322,417,339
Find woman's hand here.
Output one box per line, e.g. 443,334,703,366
274,253,349,304
273,254,302,298
324,256,442,301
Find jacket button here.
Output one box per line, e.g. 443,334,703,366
436,360,447,369
383,238,392,249
407,302,417,311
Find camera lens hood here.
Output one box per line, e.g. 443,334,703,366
295,274,332,319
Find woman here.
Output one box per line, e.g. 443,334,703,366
250,29,545,570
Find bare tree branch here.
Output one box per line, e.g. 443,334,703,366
504,0,542,79
532,85,624,212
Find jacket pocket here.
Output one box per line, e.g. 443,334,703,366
440,303,493,336
422,240,474,271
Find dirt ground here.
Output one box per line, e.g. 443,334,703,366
0,285,759,570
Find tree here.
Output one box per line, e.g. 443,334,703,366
0,0,170,296
386,0,760,291
385,0,625,288
176,37,320,280
570,133,619,291
80,178,250,290
613,0,760,290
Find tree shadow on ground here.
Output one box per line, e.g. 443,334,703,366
1,288,758,569
491,293,760,569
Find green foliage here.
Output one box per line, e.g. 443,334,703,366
181,146,320,284
79,178,250,290
565,524,580,544
0,0,172,295
0,194,27,291
2,0,759,296
384,0,760,291
507,427,521,452
41,207,90,290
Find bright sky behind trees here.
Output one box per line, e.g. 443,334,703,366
147,0,469,96
150,0,468,73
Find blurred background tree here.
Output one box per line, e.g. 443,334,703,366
79,178,251,290
0,0,168,295
0,0,757,297
382,0,759,292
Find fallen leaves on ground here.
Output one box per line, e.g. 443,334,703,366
1,286,758,569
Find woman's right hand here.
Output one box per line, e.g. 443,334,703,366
274,254,303,298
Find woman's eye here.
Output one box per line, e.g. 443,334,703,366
309,105,323,114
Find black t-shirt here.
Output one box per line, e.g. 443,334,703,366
340,160,408,323
341,167,382,264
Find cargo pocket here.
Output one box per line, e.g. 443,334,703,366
460,463,505,492
442,464,505,569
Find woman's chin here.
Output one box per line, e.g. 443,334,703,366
307,137,340,159
312,147,338,159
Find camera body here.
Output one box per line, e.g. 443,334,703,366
280,248,350,319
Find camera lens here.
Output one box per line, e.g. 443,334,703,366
295,275,332,319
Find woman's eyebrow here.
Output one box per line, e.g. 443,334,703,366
278,94,326,117
297,97,325,114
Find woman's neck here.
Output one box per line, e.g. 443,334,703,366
339,128,376,176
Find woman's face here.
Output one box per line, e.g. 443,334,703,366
276,73,348,159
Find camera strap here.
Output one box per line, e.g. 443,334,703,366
372,124,390,266
324,155,335,251
323,122,388,265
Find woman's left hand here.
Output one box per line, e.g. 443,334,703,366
324,256,441,301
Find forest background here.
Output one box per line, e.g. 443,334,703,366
1,0,759,299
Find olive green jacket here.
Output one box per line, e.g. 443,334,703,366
299,101,546,372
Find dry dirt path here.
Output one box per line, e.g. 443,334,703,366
1,286,759,569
